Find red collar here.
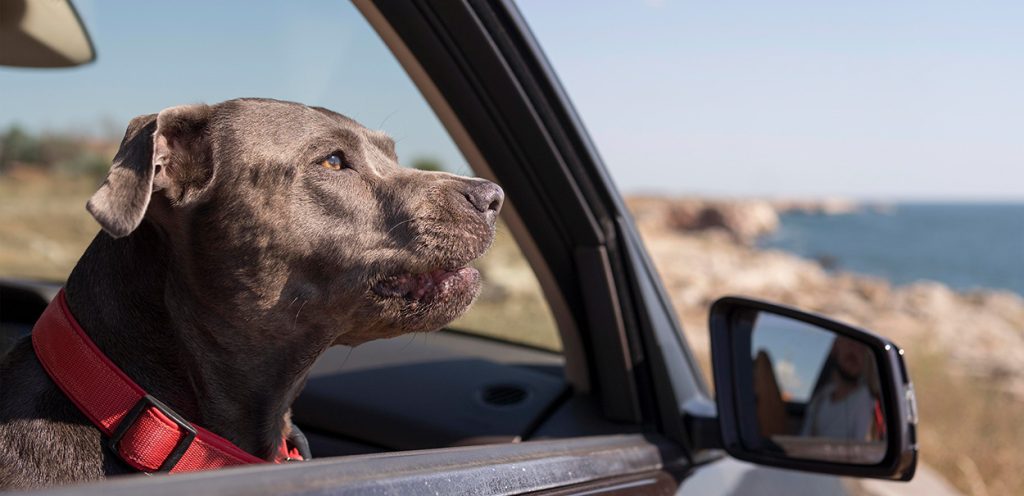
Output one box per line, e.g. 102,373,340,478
30,290,302,473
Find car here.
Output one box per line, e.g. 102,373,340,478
0,1,916,494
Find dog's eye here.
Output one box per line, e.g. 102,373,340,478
321,154,346,171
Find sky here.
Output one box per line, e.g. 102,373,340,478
2,0,1021,200
0,1,468,172
751,312,835,402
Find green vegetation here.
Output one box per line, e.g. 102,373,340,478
0,126,42,171
0,125,112,179
410,157,443,172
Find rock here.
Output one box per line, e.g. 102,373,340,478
771,197,860,215
626,196,779,244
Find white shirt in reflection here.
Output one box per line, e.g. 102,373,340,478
800,381,873,440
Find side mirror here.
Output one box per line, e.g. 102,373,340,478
709,296,918,480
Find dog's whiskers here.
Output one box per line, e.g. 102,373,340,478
377,109,399,129
338,345,356,371
399,332,417,352
292,299,307,331
387,218,416,236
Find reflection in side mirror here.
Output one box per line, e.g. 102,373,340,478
751,313,886,464
709,297,917,481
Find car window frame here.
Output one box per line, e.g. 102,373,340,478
365,0,652,423
359,0,715,446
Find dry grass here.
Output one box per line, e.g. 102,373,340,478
0,173,98,281
909,350,1024,496
451,223,562,351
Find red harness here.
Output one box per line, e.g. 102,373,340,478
30,290,302,473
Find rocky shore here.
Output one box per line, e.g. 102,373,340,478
626,195,863,245
625,196,1024,396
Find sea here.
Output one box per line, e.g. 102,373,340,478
759,203,1024,296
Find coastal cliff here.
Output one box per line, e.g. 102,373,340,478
625,196,1024,395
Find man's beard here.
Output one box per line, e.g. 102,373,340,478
836,364,860,384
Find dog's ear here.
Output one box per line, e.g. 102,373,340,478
87,104,212,238
151,104,214,203
87,113,158,238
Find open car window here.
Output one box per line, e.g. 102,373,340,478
0,1,560,354
0,0,568,465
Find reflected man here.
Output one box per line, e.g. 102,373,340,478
800,336,879,440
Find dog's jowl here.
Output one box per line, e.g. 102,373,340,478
0,98,503,489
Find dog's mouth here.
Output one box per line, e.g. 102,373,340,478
372,266,480,303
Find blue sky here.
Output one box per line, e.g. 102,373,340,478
751,313,835,402
517,0,1023,200
2,1,1021,200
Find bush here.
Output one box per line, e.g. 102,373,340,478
0,126,113,180
0,125,42,172
411,157,444,172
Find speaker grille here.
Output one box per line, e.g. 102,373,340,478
480,384,529,407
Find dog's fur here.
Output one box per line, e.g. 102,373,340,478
0,98,503,489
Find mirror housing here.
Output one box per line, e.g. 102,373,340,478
708,296,918,480
0,0,95,68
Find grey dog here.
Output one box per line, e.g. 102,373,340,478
0,98,503,488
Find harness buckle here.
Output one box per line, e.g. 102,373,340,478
108,394,197,472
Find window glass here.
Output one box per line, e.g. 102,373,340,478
0,0,559,352
517,1,1022,493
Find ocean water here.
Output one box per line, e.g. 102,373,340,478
759,203,1024,295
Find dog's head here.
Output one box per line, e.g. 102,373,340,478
88,98,502,346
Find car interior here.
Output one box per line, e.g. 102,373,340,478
0,278,629,458
0,0,638,461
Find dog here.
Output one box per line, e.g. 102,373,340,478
0,98,503,488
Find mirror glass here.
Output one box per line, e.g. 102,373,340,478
748,311,887,464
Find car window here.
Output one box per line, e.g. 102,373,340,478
0,0,560,353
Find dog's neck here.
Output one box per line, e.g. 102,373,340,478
63,221,316,460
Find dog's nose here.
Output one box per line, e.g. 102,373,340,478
463,181,504,220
